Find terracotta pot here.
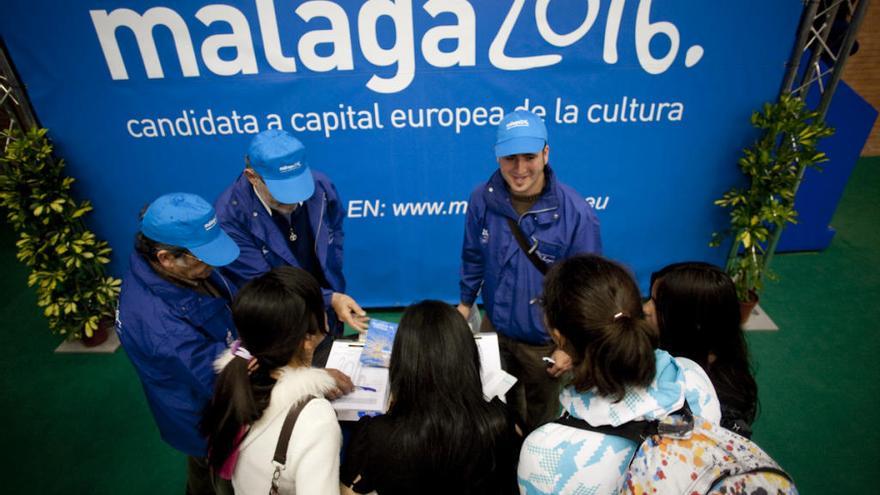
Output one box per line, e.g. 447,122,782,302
81,316,114,347
739,291,759,324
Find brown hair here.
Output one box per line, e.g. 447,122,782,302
542,254,658,400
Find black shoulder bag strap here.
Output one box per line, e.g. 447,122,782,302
269,396,316,495
505,217,548,275
553,401,695,445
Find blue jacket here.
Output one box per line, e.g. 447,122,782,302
215,172,345,308
116,253,237,457
460,167,602,344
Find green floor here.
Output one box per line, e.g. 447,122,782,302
0,159,877,493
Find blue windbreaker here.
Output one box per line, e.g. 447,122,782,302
460,167,602,344
214,172,345,308
116,253,237,457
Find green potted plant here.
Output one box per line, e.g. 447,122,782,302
711,93,833,320
0,127,121,343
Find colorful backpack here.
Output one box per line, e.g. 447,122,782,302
555,402,797,495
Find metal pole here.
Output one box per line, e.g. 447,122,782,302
762,0,871,276
0,41,39,131
796,0,843,96
816,0,871,118
781,0,823,94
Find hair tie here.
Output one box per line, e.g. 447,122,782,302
230,340,253,361
613,312,628,321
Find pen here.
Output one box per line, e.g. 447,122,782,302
542,357,556,368
356,385,377,392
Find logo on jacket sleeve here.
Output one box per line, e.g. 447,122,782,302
481,228,490,244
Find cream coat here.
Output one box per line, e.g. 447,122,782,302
230,366,341,495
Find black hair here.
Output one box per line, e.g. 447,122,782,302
542,254,658,401
133,231,189,263
386,300,510,480
201,266,325,470
651,262,758,425
133,205,189,263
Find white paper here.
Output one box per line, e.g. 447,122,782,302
325,333,516,421
325,341,390,420
474,333,517,401
467,307,483,334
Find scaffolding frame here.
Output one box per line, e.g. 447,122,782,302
730,0,871,275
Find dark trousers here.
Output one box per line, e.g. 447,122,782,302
495,331,562,433
186,456,234,495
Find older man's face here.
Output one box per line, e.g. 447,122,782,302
245,169,298,216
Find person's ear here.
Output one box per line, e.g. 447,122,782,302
155,249,179,270
243,168,261,187
303,331,324,355
543,144,550,166
549,327,566,348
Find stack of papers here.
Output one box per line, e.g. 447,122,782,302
325,332,517,421
325,341,390,421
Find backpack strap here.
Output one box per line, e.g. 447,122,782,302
269,396,316,495
505,217,548,275
553,401,695,444
554,413,656,443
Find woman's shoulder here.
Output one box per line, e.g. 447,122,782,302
671,355,722,422
519,421,634,495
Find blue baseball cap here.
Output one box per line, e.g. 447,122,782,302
494,110,548,158
141,193,240,267
247,130,315,204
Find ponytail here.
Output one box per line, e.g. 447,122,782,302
202,350,275,470
201,267,326,470
581,315,658,401
543,255,658,401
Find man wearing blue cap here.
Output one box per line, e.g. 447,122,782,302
215,130,368,362
116,193,241,494
118,193,354,494
458,110,602,431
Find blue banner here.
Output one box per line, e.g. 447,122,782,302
1,0,802,305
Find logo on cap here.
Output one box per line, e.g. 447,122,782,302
204,217,217,231
279,162,302,174
506,119,530,129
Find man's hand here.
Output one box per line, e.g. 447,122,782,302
546,348,574,378
331,292,369,332
456,303,472,320
324,368,355,400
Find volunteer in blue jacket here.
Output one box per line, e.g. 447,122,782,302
117,193,241,495
457,110,602,431
215,130,368,364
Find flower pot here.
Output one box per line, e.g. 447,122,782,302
739,291,759,324
81,317,114,347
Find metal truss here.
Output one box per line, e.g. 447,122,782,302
757,0,871,274
783,0,871,117
1,41,39,154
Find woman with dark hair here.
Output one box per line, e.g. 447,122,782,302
201,266,346,494
518,255,721,495
644,262,759,438
341,300,521,495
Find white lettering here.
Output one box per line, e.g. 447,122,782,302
358,0,415,93
196,5,258,76
90,7,199,79
296,1,354,72
535,0,599,47
422,0,476,68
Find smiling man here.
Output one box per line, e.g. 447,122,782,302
458,110,602,431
